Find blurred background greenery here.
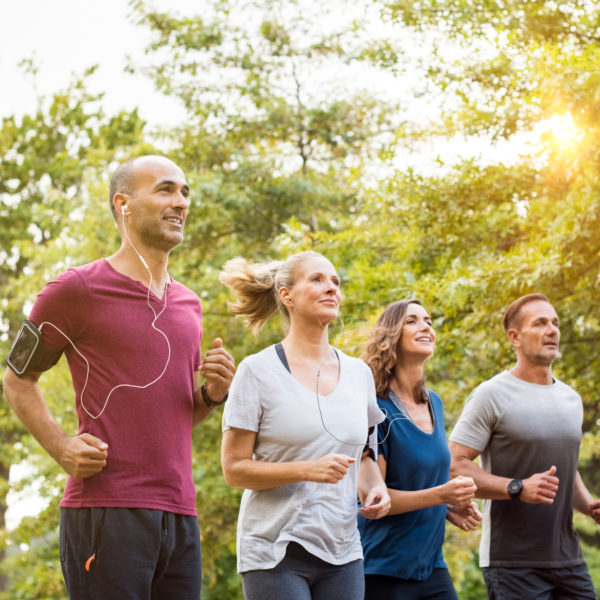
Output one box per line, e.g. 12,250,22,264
2,1,600,597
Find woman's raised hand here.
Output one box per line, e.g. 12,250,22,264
441,475,477,506
308,454,356,483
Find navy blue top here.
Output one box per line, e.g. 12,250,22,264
358,390,450,580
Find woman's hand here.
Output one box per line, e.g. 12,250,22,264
440,475,477,507
308,454,356,484
358,483,391,519
446,501,482,531
358,453,391,519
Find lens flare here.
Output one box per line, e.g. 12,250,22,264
538,112,584,154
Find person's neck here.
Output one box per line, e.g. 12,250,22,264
510,361,554,385
390,359,425,404
107,245,170,297
282,321,332,363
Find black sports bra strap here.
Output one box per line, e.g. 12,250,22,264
275,343,339,374
275,342,291,373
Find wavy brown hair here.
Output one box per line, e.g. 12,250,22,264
361,299,429,404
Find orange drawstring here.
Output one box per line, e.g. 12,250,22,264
85,554,96,572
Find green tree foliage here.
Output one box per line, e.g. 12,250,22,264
374,0,600,460
129,0,398,292
3,1,600,598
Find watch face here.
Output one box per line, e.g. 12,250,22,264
7,322,40,375
508,480,522,495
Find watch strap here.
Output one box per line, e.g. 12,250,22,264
201,383,228,407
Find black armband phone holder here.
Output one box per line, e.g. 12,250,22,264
6,320,62,377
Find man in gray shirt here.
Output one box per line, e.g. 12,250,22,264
450,293,600,599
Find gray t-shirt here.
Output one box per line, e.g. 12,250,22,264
450,370,585,568
222,345,384,573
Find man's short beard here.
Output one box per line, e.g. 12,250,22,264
522,348,557,366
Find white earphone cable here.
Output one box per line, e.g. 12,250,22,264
37,211,172,420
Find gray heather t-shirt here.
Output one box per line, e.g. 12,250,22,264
450,370,585,568
222,345,384,573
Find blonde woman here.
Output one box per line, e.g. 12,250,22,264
219,251,389,600
359,300,482,600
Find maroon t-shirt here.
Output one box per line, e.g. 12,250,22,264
30,259,202,515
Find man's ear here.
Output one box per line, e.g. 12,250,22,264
113,193,130,217
507,328,520,348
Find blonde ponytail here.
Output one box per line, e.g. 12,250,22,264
219,251,324,333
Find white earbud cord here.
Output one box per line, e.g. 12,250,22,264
37,213,171,420
315,320,410,447
315,362,410,447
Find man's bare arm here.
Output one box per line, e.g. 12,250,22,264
449,441,558,504
3,368,108,478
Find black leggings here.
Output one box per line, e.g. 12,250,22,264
242,542,364,600
365,569,458,600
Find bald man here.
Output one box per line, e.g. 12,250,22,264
3,156,235,599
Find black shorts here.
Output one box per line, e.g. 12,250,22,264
60,507,202,600
482,564,597,600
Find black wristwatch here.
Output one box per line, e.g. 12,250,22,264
507,478,523,500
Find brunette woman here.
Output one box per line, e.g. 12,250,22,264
219,251,390,600
358,300,482,600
